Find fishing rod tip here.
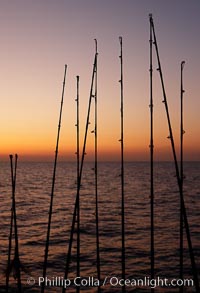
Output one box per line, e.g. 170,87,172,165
94,39,98,53
181,61,185,68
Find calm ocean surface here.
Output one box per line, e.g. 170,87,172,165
0,161,199,292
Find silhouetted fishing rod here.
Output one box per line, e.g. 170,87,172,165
8,154,21,292
149,16,155,292
119,36,125,293
76,75,80,293
180,60,185,293
92,39,101,292
6,213,14,292
6,181,14,292
62,45,97,292
41,64,67,293
149,14,199,292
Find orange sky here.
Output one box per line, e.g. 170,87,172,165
0,1,200,162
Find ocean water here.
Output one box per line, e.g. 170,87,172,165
0,161,199,292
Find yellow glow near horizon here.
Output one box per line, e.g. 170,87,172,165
0,1,199,162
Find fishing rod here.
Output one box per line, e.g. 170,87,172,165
41,64,67,293
93,39,101,292
6,211,14,292
62,44,97,292
8,154,21,292
119,36,125,293
6,183,14,292
149,16,155,292
76,75,80,293
149,14,199,292
180,60,185,292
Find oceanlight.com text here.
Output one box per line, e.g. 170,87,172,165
107,276,194,288
31,275,194,289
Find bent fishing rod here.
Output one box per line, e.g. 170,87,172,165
119,36,126,293
76,75,80,293
149,14,199,292
149,16,155,292
8,154,21,292
62,43,98,293
180,60,185,292
93,39,101,292
41,64,67,293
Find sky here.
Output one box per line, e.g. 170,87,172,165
0,0,200,161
